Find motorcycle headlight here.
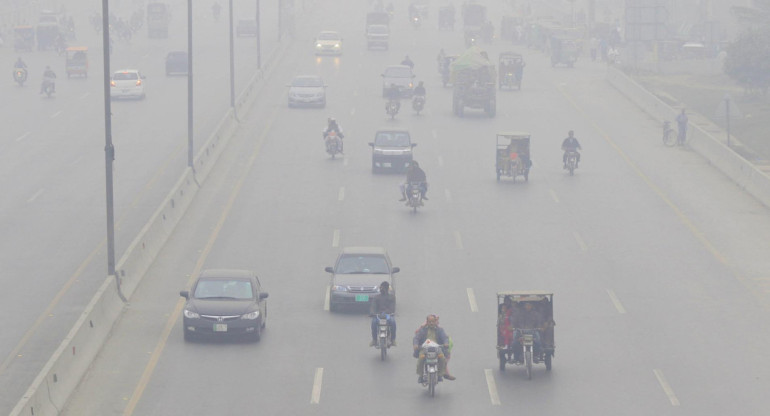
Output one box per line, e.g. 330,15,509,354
331,285,348,292
183,309,199,319
241,311,260,320
334,43,340,48
316,43,322,48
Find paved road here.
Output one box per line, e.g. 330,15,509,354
0,0,281,412
41,0,770,414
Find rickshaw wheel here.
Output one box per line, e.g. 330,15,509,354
496,170,500,181
545,353,552,371
499,351,506,371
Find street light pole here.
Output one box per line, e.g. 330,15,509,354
187,0,194,168
229,0,235,108
102,0,125,301
256,0,261,68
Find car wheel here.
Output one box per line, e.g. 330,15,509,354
329,300,339,312
261,306,267,328
183,328,195,342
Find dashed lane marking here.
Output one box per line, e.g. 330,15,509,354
606,289,627,314
573,231,588,252
332,229,340,247
467,288,478,312
310,368,324,404
654,369,680,406
444,188,452,202
338,187,345,201
50,110,62,119
27,188,44,203
484,369,501,405
15,132,31,142
454,231,464,250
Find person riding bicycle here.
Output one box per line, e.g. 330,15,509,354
561,130,581,169
369,281,396,347
675,109,688,146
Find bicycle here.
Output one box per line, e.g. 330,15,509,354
662,120,676,147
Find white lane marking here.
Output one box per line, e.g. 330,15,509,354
454,231,464,250
438,155,444,167
27,188,44,203
343,157,349,166
353,89,359,97
15,132,31,142
606,289,627,314
310,368,324,404
350,107,355,116
50,111,62,119
431,129,437,139
484,369,501,405
80,92,90,99
324,285,330,311
338,187,345,201
573,231,587,252
467,288,478,312
332,229,340,247
653,369,680,406
549,189,560,203
444,189,452,202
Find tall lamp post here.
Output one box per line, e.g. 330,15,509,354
187,0,194,168
102,0,124,301
229,0,235,107
256,0,261,68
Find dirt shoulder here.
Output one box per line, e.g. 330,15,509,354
631,71,770,167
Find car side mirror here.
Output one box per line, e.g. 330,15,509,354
259,292,269,299
180,290,189,299
368,142,374,147
324,266,334,273
392,267,400,273
411,143,417,148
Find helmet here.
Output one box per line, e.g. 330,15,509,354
568,130,574,136
380,281,390,290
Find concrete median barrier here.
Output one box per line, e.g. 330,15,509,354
607,67,770,209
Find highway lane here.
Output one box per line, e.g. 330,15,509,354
62,0,770,415
0,0,283,412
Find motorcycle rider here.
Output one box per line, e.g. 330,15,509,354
40,66,56,94
401,55,414,70
511,301,545,363
369,281,396,347
413,81,426,98
399,160,428,201
385,83,401,114
14,57,28,69
413,314,455,381
323,117,345,153
561,130,581,169
13,57,28,82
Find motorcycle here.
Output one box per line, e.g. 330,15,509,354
412,95,425,114
419,339,443,396
13,68,27,86
565,151,578,176
41,79,55,97
386,99,399,119
518,329,537,380
324,131,343,159
372,313,393,360
406,182,424,213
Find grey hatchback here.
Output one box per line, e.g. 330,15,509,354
180,269,269,341
325,247,400,312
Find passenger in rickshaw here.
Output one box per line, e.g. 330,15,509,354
513,59,525,84
512,301,544,362
506,142,520,172
498,296,517,358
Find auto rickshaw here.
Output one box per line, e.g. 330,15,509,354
438,6,454,30
65,47,88,78
550,36,578,67
496,132,531,182
14,26,35,52
498,51,524,90
496,291,555,379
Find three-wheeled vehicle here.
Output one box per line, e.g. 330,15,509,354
496,291,555,379
438,6,454,30
65,47,88,78
498,51,524,90
14,26,35,52
496,132,531,182
550,36,578,67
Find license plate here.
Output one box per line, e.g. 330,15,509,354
213,323,227,332
355,294,369,302
122,89,129,93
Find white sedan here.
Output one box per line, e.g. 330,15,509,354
110,69,146,100
314,31,343,55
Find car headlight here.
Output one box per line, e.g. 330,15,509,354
316,43,322,48
331,285,348,292
334,43,340,48
241,311,260,320
183,309,199,319
409,82,414,88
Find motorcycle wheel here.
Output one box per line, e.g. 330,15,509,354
569,164,574,176
379,338,387,361
429,373,437,397
544,353,552,371
525,350,532,380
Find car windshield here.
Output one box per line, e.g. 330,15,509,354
369,26,388,34
292,77,322,87
114,72,138,80
385,67,412,78
194,279,253,300
239,20,255,26
317,32,340,40
375,132,411,147
336,255,389,274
